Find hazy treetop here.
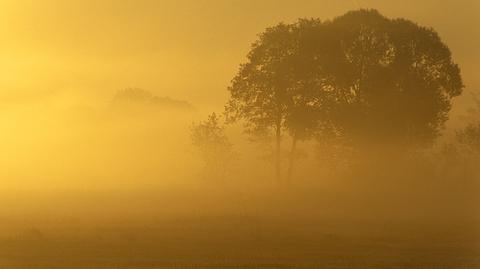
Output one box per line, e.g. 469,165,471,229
112,88,195,111
227,9,463,147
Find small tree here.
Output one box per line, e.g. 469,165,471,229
438,123,480,186
451,92,480,157
191,113,236,181
455,123,480,155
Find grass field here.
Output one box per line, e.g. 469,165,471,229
0,188,478,269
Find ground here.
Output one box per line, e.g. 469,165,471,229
0,188,478,269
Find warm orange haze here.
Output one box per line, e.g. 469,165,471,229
0,1,479,268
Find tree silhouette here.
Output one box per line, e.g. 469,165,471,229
112,88,194,111
225,23,293,183
191,113,236,181
225,10,463,182
112,88,155,106
329,10,463,146
225,21,340,183
455,123,480,155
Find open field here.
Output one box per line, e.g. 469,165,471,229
0,188,478,269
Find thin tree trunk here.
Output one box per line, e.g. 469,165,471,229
286,134,298,184
275,119,282,183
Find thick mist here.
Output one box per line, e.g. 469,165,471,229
0,2,478,268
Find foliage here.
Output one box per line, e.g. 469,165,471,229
441,94,480,163
225,9,463,181
329,10,463,145
112,88,194,111
453,123,480,156
224,20,341,182
191,113,236,181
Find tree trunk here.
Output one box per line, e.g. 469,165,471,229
286,134,298,184
275,119,282,183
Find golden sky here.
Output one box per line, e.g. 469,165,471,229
0,0,478,112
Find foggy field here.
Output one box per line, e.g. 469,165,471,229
2,223,478,269
0,187,478,269
0,0,480,268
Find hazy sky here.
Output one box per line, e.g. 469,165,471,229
0,0,478,113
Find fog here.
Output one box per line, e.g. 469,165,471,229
0,1,479,268
0,87,477,268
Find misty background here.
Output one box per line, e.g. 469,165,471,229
0,0,478,109
0,1,478,268
0,0,478,189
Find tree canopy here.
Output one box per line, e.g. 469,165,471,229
225,9,463,181
329,10,463,145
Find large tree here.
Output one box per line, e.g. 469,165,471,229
225,9,463,182
328,10,463,146
225,21,340,183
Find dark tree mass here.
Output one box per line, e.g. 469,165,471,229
331,10,463,145
226,9,463,181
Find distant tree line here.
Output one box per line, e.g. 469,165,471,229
112,88,195,111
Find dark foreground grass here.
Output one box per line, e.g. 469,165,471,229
0,216,478,269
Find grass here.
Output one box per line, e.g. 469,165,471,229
0,215,478,269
